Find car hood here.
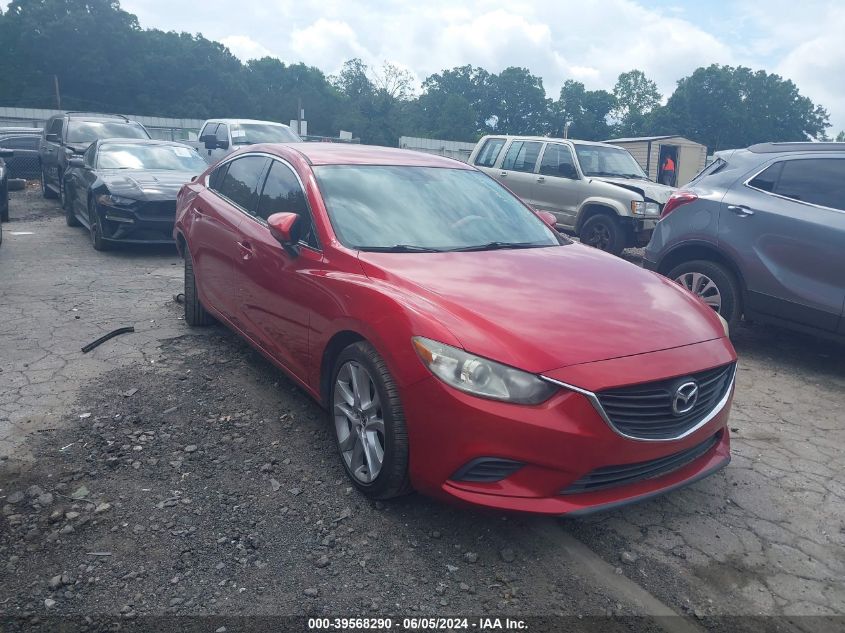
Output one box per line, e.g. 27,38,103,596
358,243,724,373
591,177,675,203
100,170,199,201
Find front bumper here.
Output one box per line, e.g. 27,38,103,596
96,201,176,244
630,217,658,246
401,337,735,515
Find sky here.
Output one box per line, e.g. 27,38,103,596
10,0,845,133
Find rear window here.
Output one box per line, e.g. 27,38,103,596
474,138,506,168
0,136,39,150
689,158,727,184
67,121,150,144
773,159,845,211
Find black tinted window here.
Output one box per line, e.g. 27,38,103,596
201,123,218,138
0,136,39,150
748,162,783,192
539,143,577,177
208,162,228,191
257,161,317,247
215,156,267,212
216,125,229,143
502,141,542,173
773,159,845,211
474,138,505,167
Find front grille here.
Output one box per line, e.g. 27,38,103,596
136,200,177,219
596,363,735,440
451,458,524,483
562,432,721,494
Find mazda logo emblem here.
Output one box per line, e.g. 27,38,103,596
672,381,699,415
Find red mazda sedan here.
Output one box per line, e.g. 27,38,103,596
173,143,736,515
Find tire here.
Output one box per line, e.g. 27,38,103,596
41,167,58,199
580,214,625,256
330,341,411,500
184,249,215,326
64,185,81,226
668,259,742,330
88,198,109,251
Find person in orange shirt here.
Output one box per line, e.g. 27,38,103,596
661,154,676,185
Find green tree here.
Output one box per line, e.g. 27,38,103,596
658,64,830,151
421,65,495,136
489,67,550,135
612,70,661,137
552,80,615,140
835,131,844,142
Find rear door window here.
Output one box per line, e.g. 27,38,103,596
772,158,845,211
501,141,542,173
215,156,268,212
474,138,506,168
748,162,784,192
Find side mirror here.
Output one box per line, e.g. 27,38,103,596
0,148,13,158
68,157,85,168
267,212,301,255
45,133,60,143
538,211,557,229
199,134,218,150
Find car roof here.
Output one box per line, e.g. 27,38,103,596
96,138,194,149
272,143,473,168
64,112,133,122
480,134,618,147
205,119,292,127
747,142,845,154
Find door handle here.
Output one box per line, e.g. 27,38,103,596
236,240,255,260
536,175,545,183
727,205,755,217
500,171,507,177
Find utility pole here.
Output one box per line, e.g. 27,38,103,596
53,75,62,109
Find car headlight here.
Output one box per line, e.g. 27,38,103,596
412,337,558,404
716,313,730,337
97,194,136,207
631,201,661,216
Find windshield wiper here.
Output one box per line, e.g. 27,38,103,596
448,241,549,252
359,244,445,253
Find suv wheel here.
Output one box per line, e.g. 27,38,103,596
330,341,412,500
41,167,58,199
668,260,741,330
580,214,625,256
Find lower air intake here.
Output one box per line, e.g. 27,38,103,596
452,458,524,483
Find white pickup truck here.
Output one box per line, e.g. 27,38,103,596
192,119,301,164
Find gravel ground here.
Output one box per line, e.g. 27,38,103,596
1,186,843,632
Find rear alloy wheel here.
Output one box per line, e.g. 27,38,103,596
331,342,411,500
41,167,58,199
88,198,109,251
668,259,741,330
183,248,215,326
580,214,625,256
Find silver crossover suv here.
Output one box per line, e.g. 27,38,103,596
645,142,845,340
469,135,676,255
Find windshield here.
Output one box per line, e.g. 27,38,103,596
66,121,150,144
574,144,647,179
314,166,561,251
97,143,207,171
231,123,301,145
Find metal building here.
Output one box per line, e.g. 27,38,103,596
605,135,707,187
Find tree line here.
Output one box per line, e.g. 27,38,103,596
0,0,836,151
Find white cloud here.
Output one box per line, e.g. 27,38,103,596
116,0,844,132
220,35,273,61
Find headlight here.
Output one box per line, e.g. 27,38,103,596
631,201,661,216
716,313,730,337
97,194,136,207
412,337,558,404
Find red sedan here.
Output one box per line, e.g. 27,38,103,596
173,143,736,515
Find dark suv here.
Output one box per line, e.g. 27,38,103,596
645,142,845,341
39,112,150,203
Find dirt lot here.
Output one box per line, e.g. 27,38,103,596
1,186,843,632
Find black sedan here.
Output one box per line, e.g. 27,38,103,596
63,139,207,250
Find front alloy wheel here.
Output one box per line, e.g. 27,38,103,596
675,271,722,312
330,341,411,499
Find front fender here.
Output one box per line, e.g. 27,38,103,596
575,197,628,229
